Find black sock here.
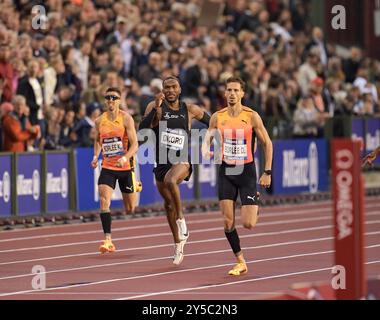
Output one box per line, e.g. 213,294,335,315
100,211,111,234
225,228,241,255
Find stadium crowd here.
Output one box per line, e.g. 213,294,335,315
0,0,379,152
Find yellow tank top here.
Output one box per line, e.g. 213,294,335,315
99,110,134,171
216,107,256,165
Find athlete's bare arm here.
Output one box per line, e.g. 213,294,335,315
362,146,380,167
139,93,165,129
188,104,210,128
117,113,139,167
91,117,102,169
201,112,218,160
251,111,273,188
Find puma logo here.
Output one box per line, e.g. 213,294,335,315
125,186,133,191
247,195,256,201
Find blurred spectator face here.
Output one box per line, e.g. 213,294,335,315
19,34,31,48
302,97,314,109
89,73,101,88
13,96,28,115
44,35,59,54
258,10,269,24
27,60,40,78
111,54,124,71
81,41,91,56
148,52,161,68
96,52,109,68
312,27,324,41
105,72,118,87
350,47,362,62
51,56,65,73
162,78,181,103
0,44,11,61
58,86,73,102
64,110,75,126
57,108,65,123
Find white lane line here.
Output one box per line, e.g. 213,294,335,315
1,218,380,267
1,201,379,242
0,200,340,235
1,231,379,282
1,209,380,254
0,203,355,243
118,260,380,300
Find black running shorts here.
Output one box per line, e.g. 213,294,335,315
218,161,259,205
98,168,138,194
153,163,193,182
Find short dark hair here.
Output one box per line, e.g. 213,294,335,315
226,76,246,91
162,76,180,86
105,87,121,96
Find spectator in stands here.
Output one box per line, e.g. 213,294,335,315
0,101,13,150
1,95,40,152
59,109,77,148
293,95,329,138
297,49,319,96
80,72,102,105
303,27,328,67
343,47,362,83
73,101,101,147
16,59,43,125
0,43,13,103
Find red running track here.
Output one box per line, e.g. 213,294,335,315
0,196,379,300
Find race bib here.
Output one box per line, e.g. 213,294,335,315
160,129,185,150
223,138,247,160
102,137,124,157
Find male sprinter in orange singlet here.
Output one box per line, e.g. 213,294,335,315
362,146,380,167
92,87,140,253
202,76,273,275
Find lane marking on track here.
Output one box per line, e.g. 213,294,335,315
1,252,379,298
0,231,379,283
1,200,379,241
1,210,380,253
117,260,380,300
1,218,380,267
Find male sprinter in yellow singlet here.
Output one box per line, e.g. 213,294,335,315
202,77,273,275
92,87,140,253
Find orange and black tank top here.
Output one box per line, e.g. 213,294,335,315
216,107,256,165
99,110,134,171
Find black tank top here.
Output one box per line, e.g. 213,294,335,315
154,100,190,165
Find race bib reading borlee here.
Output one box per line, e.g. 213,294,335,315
223,138,248,160
102,137,124,157
160,129,185,150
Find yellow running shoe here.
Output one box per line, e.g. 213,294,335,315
99,240,116,254
228,262,248,276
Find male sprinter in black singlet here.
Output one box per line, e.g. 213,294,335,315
139,76,210,265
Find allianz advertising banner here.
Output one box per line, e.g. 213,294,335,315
0,154,12,217
46,153,70,213
75,148,124,211
17,153,42,216
272,139,328,195
366,118,380,165
351,118,365,155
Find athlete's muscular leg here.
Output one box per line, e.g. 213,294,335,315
122,192,137,214
99,184,114,211
157,181,180,243
240,205,259,230
163,163,190,220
